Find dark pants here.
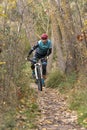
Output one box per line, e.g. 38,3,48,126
31,53,47,75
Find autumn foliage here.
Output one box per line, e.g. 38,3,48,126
0,0,87,129
77,32,87,42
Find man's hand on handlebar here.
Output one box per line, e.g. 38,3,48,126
42,56,49,60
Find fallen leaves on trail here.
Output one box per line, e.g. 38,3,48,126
0,62,6,65
45,120,53,124
20,98,25,104
42,128,47,130
83,118,87,124
37,88,86,130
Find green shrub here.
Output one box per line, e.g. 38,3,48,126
46,70,65,88
46,71,77,92
58,72,77,92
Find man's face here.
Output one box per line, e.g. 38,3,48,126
42,39,47,43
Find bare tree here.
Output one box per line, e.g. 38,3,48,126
17,0,37,47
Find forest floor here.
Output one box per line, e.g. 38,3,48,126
0,82,87,130
31,83,87,130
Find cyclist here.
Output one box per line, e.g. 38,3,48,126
27,33,52,80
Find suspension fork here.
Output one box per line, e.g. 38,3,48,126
35,64,38,79
35,63,43,79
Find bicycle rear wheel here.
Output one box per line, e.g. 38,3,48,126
37,67,42,91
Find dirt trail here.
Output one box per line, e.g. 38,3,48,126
31,83,87,130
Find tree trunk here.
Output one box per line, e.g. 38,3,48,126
17,0,37,47
48,0,65,72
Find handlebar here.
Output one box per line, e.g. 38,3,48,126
27,56,49,63
27,58,37,64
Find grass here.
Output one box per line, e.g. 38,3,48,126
68,74,87,128
46,70,77,93
70,92,87,128
1,109,16,129
69,89,87,128
78,111,87,128
46,70,66,88
19,102,39,129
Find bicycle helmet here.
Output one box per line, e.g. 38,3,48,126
41,33,48,40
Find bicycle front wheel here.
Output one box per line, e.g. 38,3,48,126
37,67,42,91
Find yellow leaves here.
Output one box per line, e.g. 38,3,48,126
71,31,74,35
77,79,81,84
80,113,83,116
0,5,7,18
42,128,47,130
83,118,87,124
40,119,52,124
3,101,6,105
83,19,87,31
84,19,87,25
20,98,25,104
0,62,6,65
54,124,59,127
0,5,3,12
0,0,16,16
3,43,5,46
0,13,7,17
27,0,33,4
8,0,16,3
7,0,16,9
15,129,19,130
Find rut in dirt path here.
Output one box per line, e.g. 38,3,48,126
31,84,87,130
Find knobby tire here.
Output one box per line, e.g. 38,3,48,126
37,67,42,91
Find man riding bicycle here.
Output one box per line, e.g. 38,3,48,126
27,33,52,80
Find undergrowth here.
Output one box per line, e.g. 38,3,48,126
46,70,76,92
15,62,39,129
1,62,39,130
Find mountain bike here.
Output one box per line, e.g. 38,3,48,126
28,58,44,91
